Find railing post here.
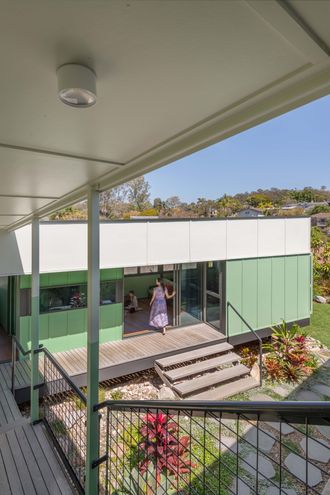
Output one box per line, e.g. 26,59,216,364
11,338,16,394
86,186,100,495
31,217,40,422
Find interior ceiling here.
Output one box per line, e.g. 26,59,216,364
0,0,329,231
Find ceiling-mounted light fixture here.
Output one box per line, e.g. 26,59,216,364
57,64,97,108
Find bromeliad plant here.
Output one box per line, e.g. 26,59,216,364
138,413,195,487
263,321,318,382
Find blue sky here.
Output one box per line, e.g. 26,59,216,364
146,95,330,202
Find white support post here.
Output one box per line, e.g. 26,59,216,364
86,187,100,495
31,217,40,422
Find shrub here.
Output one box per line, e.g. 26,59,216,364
263,321,317,383
138,413,195,486
239,346,258,369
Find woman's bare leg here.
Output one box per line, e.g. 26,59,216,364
162,327,166,335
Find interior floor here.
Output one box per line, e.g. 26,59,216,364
124,298,173,335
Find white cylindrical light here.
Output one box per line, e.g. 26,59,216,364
57,64,97,108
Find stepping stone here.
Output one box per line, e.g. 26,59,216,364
322,478,330,495
242,452,275,479
245,426,276,453
313,383,330,397
273,385,291,398
316,425,330,440
220,435,237,453
266,488,297,495
295,390,322,401
249,393,273,402
284,453,322,487
300,437,330,462
266,421,294,435
231,478,251,495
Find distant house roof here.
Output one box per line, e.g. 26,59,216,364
311,212,330,219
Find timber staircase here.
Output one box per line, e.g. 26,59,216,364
155,341,259,400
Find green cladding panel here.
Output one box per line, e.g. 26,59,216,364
226,254,311,337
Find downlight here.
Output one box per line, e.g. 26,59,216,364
57,64,96,108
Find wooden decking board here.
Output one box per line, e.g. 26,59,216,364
190,376,259,400
6,427,39,495
174,364,250,397
0,324,225,396
0,432,24,495
156,341,233,368
164,352,241,382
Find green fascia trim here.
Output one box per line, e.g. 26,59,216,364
226,254,311,337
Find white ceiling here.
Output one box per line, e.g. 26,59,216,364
0,0,329,230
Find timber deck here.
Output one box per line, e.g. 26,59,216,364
0,376,75,494
0,324,225,403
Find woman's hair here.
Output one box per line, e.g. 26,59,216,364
157,277,166,291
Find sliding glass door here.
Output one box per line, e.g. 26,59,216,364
179,263,202,326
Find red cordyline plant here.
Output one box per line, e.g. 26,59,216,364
138,412,195,486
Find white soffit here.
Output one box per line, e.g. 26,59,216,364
0,0,328,231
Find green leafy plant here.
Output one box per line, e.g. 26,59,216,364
239,346,258,369
263,321,317,383
110,389,124,400
113,466,177,495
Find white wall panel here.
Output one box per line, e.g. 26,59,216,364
147,222,190,264
190,220,227,261
0,218,311,276
227,219,258,259
101,222,148,268
285,218,310,255
258,219,285,257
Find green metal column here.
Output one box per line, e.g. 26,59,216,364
30,218,40,422
86,187,100,495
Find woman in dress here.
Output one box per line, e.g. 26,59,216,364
149,278,176,335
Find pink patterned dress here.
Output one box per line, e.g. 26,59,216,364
149,287,168,328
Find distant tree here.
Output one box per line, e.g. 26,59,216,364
246,193,270,207
127,176,151,211
217,195,241,216
153,197,163,211
99,184,129,218
49,207,87,220
309,205,330,215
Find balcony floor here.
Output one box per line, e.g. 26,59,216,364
0,324,225,403
0,375,75,494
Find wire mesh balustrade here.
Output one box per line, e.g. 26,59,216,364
42,348,87,494
94,400,330,495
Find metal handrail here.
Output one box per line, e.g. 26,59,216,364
227,302,263,386
11,335,43,394
41,347,87,404
94,398,330,421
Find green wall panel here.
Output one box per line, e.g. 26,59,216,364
242,259,258,332
226,254,311,337
257,258,272,328
284,256,298,322
20,275,31,289
226,261,243,336
298,256,311,319
19,303,123,353
271,257,285,324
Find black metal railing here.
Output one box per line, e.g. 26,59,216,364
94,399,330,495
11,335,43,394
41,347,87,494
227,302,263,386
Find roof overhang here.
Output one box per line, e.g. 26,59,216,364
0,0,329,231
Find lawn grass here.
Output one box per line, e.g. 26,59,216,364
305,302,330,348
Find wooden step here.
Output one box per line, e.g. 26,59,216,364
188,376,259,400
164,352,241,382
155,342,233,369
173,364,250,397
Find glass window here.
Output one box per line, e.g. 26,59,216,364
163,264,174,272
206,261,220,295
100,281,117,305
124,267,138,275
140,265,159,274
20,288,31,317
40,284,87,313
